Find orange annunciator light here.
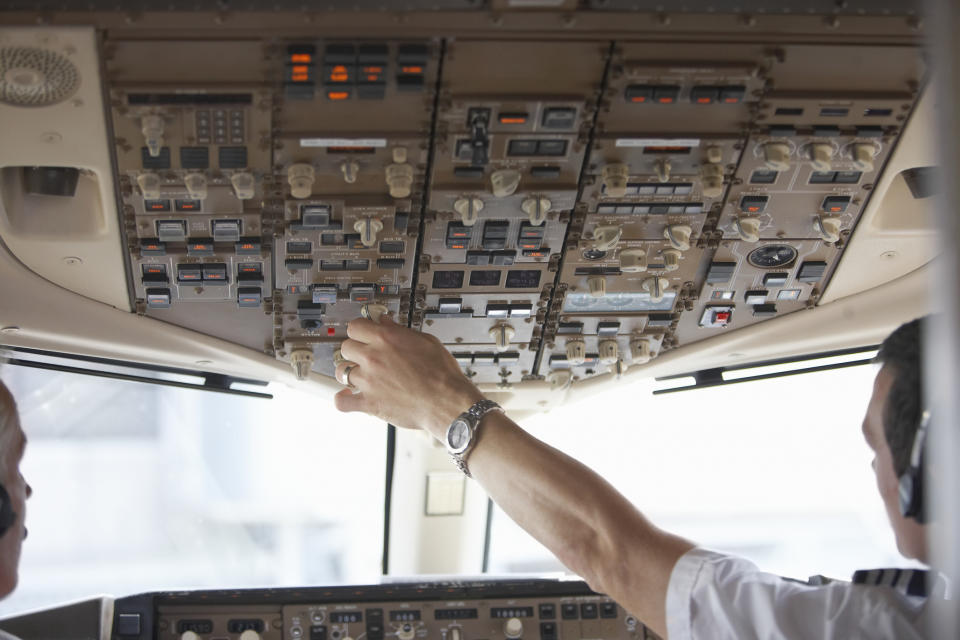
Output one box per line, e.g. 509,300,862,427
401,65,423,74
292,73,309,82
658,96,675,104
499,115,527,124
363,65,383,73
329,64,349,82
328,91,349,100
290,53,312,63
696,97,712,104
630,96,647,103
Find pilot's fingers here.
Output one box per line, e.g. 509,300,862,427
346,317,382,343
334,388,367,413
334,360,364,389
339,339,370,364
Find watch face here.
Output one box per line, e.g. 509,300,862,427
446,419,472,453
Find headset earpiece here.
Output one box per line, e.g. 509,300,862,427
898,410,929,523
0,483,15,538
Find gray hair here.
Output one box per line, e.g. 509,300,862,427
0,363,19,478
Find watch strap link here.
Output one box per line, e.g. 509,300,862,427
452,399,502,477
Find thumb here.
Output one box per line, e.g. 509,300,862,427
334,388,367,413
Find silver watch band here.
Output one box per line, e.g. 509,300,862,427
452,399,502,477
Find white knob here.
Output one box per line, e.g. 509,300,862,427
630,339,653,365
591,225,622,251
397,624,416,640
810,143,834,172
181,632,200,640
386,163,414,198
642,277,669,303
141,114,165,157
598,339,619,365
565,339,586,366
547,369,573,389
341,160,360,184
230,171,256,200
587,275,606,298
700,163,724,198
184,173,208,200
392,146,408,164
601,163,630,198
733,216,761,243
361,304,389,323
662,248,681,272
619,248,648,273
288,163,315,199
240,629,261,640
814,215,842,243
853,143,876,172
521,196,551,226
453,196,484,226
763,142,791,171
354,218,384,247
705,145,724,164
449,628,462,640
663,224,692,252
504,617,524,639
136,172,161,200
654,157,671,183
290,349,314,381
490,169,521,198
489,324,515,352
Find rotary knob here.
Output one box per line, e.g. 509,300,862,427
642,277,669,303
240,630,262,640
733,217,761,243
521,196,551,226
565,339,586,366
700,163,724,198
361,303,389,323
601,163,629,198
489,323,515,352
184,173,208,200
814,216,842,243
661,248,681,272
853,143,877,172
663,224,692,252
762,142,791,171
230,171,256,200
180,633,200,640
587,275,606,298
453,196,484,226
630,338,653,365
490,169,521,198
619,248,648,273
809,143,834,172
136,172,161,200
598,339,619,365
590,225,622,251
341,160,360,184
654,157,671,182
504,617,524,639
290,348,314,381
354,218,384,247
397,624,416,640
288,163,315,199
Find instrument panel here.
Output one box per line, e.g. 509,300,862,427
91,22,924,387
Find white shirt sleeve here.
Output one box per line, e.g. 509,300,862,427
665,548,929,640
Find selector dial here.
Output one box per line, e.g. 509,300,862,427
853,143,877,172
663,225,692,252
490,169,521,198
590,225,622,251
565,339,587,366
814,216,842,243
453,196,484,226
700,163,724,198
489,323,515,352
601,163,629,198
587,275,606,298
397,624,416,640
290,348,314,381
504,617,524,640
762,142,791,171
733,217,761,243
809,143,834,172
642,277,669,303
230,171,255,200
341,160,360,184
288,163,316,199
630,338,653,365
449,628,463,640
136,172,161,200
598,339,619,365
654,157,671,182
619,248,648,273
661,248,681,272
239,631,262,640
521,196,551,226
354,218,384,248
184,173,208,200
180,633,200,640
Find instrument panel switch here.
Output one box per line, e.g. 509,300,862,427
288,163,316,199
601,163,629,198
565,339,586,366
137,172,162,200
354,218,384,248
230,172,256,200
184,173,208,200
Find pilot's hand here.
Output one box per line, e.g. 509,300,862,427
334,316,485,439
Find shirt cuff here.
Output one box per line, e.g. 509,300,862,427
665,547,726,640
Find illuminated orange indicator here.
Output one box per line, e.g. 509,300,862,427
240,266,259,273
292,65,309,74
363,65,383,73
828,206,843,212
290,53,312,63
520,243,538,250
148,202,166,210
658,96,675,104
328,91,349,100
143,244,160,251
181,273,200,280
450,231,469,238
450,243,467,250
630,96,648,103
499,114,528,124
696,97,712,104
206,273,225,279
239,296,258,303
291,74,309,82
366,74,380,81
240,243,255,251
191,243,211,250
144,267,164,274
401,65,423,74
746,206,760,212
329,64,349,82
724,97,740,103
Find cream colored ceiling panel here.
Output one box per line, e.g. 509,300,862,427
0,27,130,311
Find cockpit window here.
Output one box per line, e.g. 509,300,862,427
0,366,386,616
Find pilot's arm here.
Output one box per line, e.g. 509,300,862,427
334,316,694,638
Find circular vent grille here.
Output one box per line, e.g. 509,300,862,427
0,47,80,107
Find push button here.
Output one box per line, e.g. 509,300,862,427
145,288,171,309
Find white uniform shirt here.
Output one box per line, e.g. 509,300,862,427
666,548,933,639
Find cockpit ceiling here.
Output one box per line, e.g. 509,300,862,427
0,7,937,409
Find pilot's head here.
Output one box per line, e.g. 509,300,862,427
864,318,928,562
0,380,30,599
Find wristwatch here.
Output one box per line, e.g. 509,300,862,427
445,398,503,477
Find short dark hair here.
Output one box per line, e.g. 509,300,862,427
875,317,925,476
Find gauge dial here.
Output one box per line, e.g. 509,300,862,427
747,244,798,268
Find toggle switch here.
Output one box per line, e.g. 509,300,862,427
733,216,761,243
290,348,314,381
340,160,359,184
288,163,315,199
354,218,384,247
700,163,724,198
814,215,842,243
598,339,619,365
565,339,586,366
591,225,622,251
601,163,630,198
663,224,692,251
662,248,681,272
230,171,255,200
141,114,165,158
853,143,877,172
654,157,671,183
489,323,515,352
184,173,208,200
521,196,551,226
588,275,606,298
453,196,484,226
809,143,834,172
490,169,521,198
619,248,648,273
137,172,161,200
763,142,791,171
642,276,669,303
630,338,652,365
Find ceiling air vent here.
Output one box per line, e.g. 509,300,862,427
0,47,80,107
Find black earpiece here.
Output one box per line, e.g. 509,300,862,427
898,410,930,523
0,483,16,538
